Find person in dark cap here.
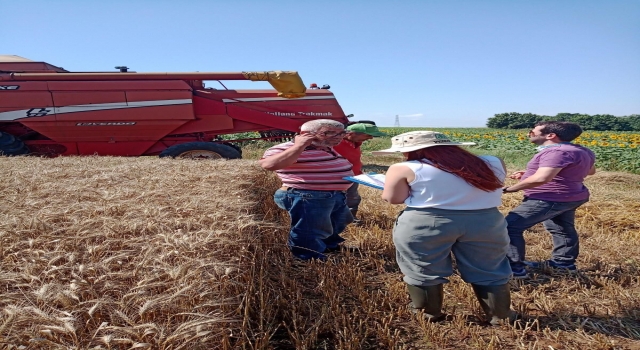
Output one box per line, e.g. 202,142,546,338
334,123,387,224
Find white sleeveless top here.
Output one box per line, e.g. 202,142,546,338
402,155,506,210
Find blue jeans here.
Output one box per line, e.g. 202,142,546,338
506,197,589,270
274,188,353,260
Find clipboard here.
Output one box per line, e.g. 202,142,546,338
343,173,386,190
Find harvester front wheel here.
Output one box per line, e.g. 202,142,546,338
159,142,242,160
0,131,29,156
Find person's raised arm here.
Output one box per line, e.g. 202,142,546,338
259,134,316,171
381,164,414,204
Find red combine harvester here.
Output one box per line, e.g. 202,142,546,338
0,55,349,159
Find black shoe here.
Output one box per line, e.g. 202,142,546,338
525,260,577,271
511,266,530,280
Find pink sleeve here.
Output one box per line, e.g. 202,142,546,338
262,148,283,159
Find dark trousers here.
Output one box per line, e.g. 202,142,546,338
506,197,589,269
345,183,362,214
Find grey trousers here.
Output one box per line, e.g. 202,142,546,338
506,197,589,269
393,207,512,286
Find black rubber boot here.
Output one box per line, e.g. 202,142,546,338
471,284,518,325
406,283,446,322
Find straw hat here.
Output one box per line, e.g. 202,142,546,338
372,131,476,155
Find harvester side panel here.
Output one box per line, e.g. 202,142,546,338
0,81,53,113
168,96,233,135
225,104,305,132
52,91,128,106
0,81,59,140
53,106,194,143
23,141,78,156
192,89,347,134
47,80,195,146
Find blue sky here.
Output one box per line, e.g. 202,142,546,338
3,0,639,127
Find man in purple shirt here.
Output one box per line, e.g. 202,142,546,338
502,121,596,279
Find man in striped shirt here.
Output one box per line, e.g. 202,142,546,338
260,119,355,260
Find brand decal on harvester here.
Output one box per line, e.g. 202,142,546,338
266,112,295,117
76,122,137,126
266,111,333,117
0,85,20,90
300,112,333,116
26,108,53,117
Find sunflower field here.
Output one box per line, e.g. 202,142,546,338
376,128,640,174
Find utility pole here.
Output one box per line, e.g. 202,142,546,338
394,115,400,127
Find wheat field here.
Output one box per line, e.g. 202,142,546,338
1,155,639,349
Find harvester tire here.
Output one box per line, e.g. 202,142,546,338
223,142,243,156
159,142,242,160
0,132,29,156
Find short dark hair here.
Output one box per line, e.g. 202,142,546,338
535,121,583,142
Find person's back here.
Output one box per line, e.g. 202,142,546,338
372,131,517,325
401,155,506,210
521,144,595,202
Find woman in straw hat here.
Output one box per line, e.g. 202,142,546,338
373,131,517,325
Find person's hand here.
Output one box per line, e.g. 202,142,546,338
293,133,317,148
509,171,525,180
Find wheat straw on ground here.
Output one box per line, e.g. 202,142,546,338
0,157,265,348
1,156,639,349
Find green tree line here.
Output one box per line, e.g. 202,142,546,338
486,113,640,131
